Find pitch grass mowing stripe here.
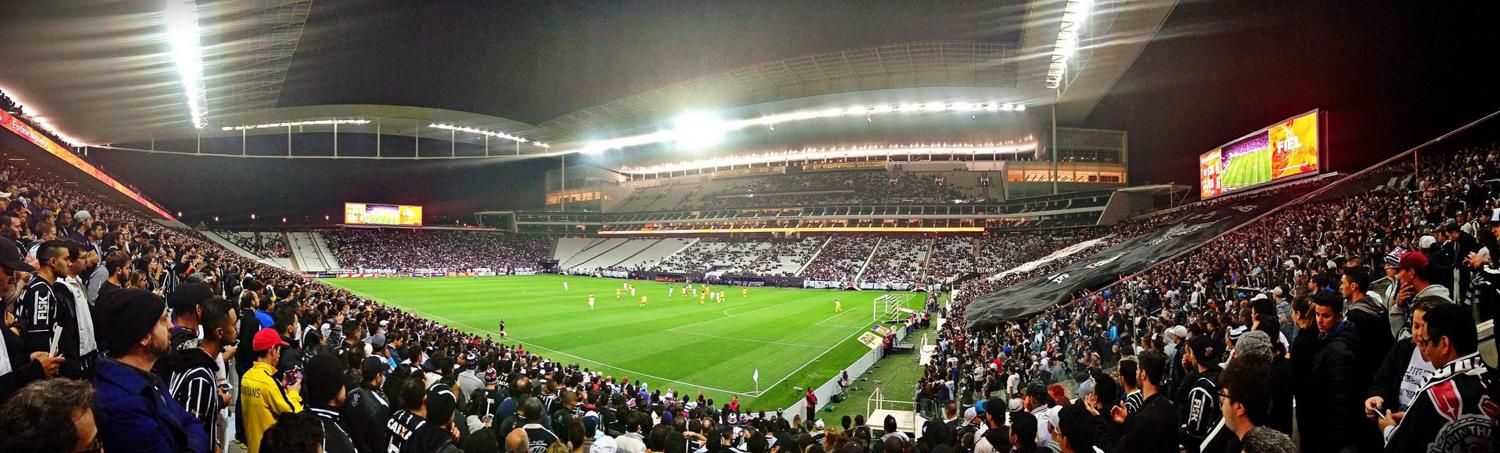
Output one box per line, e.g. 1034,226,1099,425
323,274,919,410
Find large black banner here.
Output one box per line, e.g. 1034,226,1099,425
964,187,1312,329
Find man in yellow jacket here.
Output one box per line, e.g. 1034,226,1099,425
239,328,302,453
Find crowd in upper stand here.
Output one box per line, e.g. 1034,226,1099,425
325,228,550,272
923,143,1498,452
212,230,292,259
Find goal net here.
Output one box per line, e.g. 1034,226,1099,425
875,294,907,322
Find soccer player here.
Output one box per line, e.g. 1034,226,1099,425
669,287,674,298
563,281,569,291
742,288,747,298
498,318,506,337
835,298,842,313
588,293,595,310
630,285,636,297
719,291,725,303
615,288,621,299
640,295,647,307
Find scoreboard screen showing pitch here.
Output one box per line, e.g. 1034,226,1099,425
1199,110,1322,199
344,203,423,226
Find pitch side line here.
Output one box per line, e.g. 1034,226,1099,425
751,317,870,398
759,294,915,397
336,286,761,397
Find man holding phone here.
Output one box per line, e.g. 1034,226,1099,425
240,327,303,453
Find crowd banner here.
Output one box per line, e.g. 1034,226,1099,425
964,187,1312,329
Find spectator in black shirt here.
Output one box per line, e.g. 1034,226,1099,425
98,250,129,303
305,352,358,453
1108,350,1177,452
402,384,459,453
1295,291,1363,453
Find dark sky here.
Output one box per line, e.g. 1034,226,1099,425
1087,0,1500,184
85,0,1500,223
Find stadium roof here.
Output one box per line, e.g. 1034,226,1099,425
0,0,1176,154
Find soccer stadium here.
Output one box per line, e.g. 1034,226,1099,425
0,2,1497,453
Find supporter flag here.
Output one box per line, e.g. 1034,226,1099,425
964,185,1313,329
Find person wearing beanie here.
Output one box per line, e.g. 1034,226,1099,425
347,355,394,453
160,296,236,449
90,289,210,453
168,282,214,352
239,327,303,453
403,385,463,453
303,352,357,453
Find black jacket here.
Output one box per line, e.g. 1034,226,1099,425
1111,392,1178,453
344,385,392,453
1347,297,1395,383
310,406,359,453
1181,368,1221,452
0,323,48,402
1294,321,1363,453
400,423,462,453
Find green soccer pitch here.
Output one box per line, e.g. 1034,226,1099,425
1221,148,1273,191
323,274,919,410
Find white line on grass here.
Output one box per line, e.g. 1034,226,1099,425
666,329,831,350
336,286,761,397
750,318,870,398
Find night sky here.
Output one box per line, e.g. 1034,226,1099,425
83,0,1500,223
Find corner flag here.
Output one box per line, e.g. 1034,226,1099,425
753,369,759,382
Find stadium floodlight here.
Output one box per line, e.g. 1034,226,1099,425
672,111,727,151
564,100,1029,155
1046,0,1094,89
164,0,207,128
221,119,371,131
427,123,531,144
616,141,1040,175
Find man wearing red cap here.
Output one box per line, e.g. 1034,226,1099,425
1392,250,1452,340
239,327,303,453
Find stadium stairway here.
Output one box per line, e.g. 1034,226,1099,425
288,232,339,272
562,238,628,269
852,237,884,283
794,236,833,277
553,237,602,264
613,238,696,270
198,229,294,271
571,238,659,271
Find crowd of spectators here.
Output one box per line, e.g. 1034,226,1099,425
802,236,881,283
2,160,926,453
325,228,549,273
615,171,979,213
2,89,82,148
212,230,291,259
743,238,824,277
3,112,1497,453
918,141,1499,452
858,238,930,289
651,239,769,274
